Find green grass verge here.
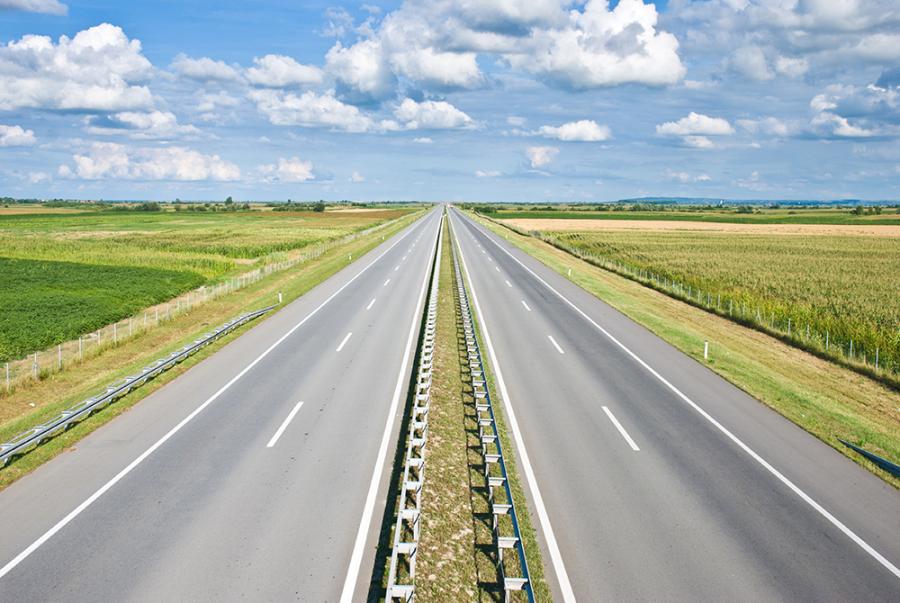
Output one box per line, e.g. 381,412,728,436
472,212,900,490
0,210,424,491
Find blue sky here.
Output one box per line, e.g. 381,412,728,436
0,0,898,202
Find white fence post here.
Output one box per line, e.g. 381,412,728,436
704,341,709,360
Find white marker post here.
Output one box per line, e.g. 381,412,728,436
704,341,709,361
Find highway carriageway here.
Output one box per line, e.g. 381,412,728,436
449,206,899,602
0,208,443,602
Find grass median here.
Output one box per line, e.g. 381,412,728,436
0,210,424,491
472,212,900,489
425,219,550,601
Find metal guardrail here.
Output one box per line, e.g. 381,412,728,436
452,234,534,603
0,305,276,468
386,214,444,601
838,438,900,477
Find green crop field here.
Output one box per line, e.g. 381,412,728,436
539,230,900,374
0,258,205,362
0,206,411,361
485,207,900,225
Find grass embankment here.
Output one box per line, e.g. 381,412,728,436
0,210,423,491
473,213,900,489
0,207,410,361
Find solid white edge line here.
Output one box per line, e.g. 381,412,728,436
450,211,578,603
602,406,640,452
336,332,353,352
521,300,531,312
463,210,900,581
266,401,305,448
366,298,376,311
548,335,565,354
0,211,433,582
339,213,444,602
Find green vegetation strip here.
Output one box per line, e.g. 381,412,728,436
473,213,900,489
0,210,424,491
414,218,480,600
450,220,552,601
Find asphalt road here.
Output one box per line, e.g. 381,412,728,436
448,207,900,602
0,208,443,602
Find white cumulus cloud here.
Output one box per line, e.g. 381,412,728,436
246,54,323,87
727,46,773,81
258,157,315,182
0,0,67,15
59,142,240,181
325,39,396,101
0,24,153,112
505,0,685,89
171,54,242,83
0,124,36,146
393,98,474,130
84,110,199,139
526,145,558,168
538,119,611,141
249,89,378,132
657,112,734,148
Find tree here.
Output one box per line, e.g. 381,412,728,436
225,196,234,205
313,201,326,212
